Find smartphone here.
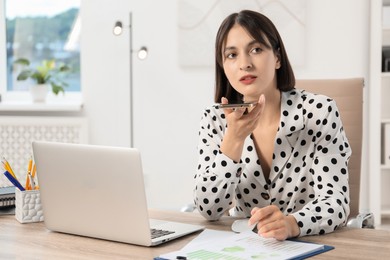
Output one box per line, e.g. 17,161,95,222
213,101,257,109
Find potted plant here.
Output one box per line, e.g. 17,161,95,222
13,58,71,102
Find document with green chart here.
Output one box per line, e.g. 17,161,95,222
156,229,333,260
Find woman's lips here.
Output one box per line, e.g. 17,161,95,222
240,75,257,85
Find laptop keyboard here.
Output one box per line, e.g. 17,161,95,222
150,228,175,239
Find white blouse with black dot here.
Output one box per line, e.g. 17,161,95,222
194,89,351,237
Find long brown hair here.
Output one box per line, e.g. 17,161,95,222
214,10,295,103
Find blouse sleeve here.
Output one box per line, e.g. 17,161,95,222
292,98,352,236
193,108,245,220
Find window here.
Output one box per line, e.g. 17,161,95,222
1,0,80,97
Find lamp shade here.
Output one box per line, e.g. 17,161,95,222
113,21,123,35
137,47,148,60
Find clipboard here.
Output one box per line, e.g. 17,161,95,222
288,240,334,259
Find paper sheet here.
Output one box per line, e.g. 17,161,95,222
159,229,324,260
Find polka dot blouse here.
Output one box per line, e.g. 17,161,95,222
194,89,351,237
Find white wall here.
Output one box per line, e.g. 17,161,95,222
80,1,132,147
295,1,369,79
81,0,370,210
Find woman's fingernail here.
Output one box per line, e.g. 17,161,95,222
260,95,265,103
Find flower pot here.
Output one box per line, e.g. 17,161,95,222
30,84,49,102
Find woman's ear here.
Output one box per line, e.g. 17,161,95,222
275,48,281,69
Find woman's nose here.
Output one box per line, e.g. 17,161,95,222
239,56,253,71
240,64,252,71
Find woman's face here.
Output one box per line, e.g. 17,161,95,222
222,24,280,102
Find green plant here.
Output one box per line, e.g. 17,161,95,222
14,58,71,95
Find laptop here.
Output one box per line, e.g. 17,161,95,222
32,141,204,246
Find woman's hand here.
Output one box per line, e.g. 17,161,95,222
249,205,300,241
220,95,265,162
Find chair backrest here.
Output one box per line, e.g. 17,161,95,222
295,78,364,219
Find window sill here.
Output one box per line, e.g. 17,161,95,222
0,92,83,112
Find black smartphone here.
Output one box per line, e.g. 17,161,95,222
213,101,257,109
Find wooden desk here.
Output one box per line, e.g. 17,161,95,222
0,209,389,259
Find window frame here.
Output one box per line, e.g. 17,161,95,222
0,0,82,106
0,0,7,98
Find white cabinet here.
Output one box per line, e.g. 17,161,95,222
381,73,390,217
368,0,388,226
378,0,390,221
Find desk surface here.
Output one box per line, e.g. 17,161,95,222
1,209,389,259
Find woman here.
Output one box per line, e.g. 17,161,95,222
194,10,351,241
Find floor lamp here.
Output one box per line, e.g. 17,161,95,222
113,12,148,147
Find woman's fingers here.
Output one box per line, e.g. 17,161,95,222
249,205,291,240
249,205,278,224
251,94,265,118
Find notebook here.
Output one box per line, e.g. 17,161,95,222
0,186,16,215
32,141,204,246
0,186,15,206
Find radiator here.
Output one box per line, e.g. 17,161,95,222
0,116,88,187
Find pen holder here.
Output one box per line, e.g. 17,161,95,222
15,189,44,223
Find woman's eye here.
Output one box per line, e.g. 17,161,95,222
226,53,236,59
251,47,262,54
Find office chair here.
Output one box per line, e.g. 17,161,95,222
296,78,373,228
183,78,373,228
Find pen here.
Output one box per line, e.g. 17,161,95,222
2,157,17,179
3,171,25,191
31,163,39,190
25,157,33,190
31,163,37,178
28,173,36,190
